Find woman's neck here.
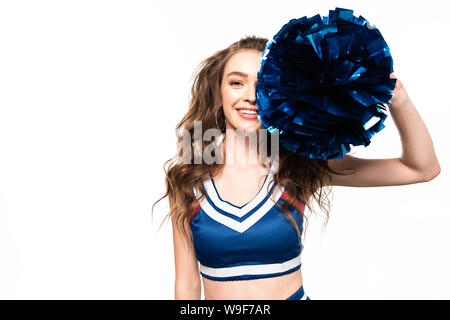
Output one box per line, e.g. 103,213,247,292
221,129,269,168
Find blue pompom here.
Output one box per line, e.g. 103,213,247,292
256,7,397,159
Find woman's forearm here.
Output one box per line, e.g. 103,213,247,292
388,84,441,179
175,285,202,300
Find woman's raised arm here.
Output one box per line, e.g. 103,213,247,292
326,76,441,187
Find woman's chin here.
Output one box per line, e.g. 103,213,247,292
227,119,262,133
232,125,261,134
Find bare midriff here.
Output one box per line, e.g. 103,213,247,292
202,268,303,300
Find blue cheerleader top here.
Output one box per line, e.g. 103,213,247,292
189,162,305,281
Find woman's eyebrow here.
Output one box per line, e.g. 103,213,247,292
226,71,248,78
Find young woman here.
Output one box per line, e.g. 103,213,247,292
155,36,440,300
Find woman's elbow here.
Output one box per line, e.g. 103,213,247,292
423,162,441,182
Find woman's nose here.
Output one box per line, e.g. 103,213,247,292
245,85,257,104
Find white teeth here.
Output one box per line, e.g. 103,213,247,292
238,109,257,115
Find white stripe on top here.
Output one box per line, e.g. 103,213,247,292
192,160,283,233
199,182,284,233
199,253,301,278
203,161,278,218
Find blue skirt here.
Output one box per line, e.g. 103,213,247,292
286,285,310,300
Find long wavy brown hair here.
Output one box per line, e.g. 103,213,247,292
152,35,351,253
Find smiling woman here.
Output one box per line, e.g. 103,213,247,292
152,35,342,300
152,31,440,300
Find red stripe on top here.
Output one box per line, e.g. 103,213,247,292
189,202,201,222
280,190,305,214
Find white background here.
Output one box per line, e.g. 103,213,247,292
0,0,449,299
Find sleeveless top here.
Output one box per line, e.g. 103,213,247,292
189,161,305,281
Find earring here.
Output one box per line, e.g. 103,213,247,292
215,107,226,132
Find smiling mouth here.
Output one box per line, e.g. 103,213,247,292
236,108,258,120
237,109,257,115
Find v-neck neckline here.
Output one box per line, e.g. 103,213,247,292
203,162,275,214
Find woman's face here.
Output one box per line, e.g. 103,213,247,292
221,49,263,132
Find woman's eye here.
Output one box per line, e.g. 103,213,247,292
230,81,242,86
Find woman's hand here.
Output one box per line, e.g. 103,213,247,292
389,73,409,108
